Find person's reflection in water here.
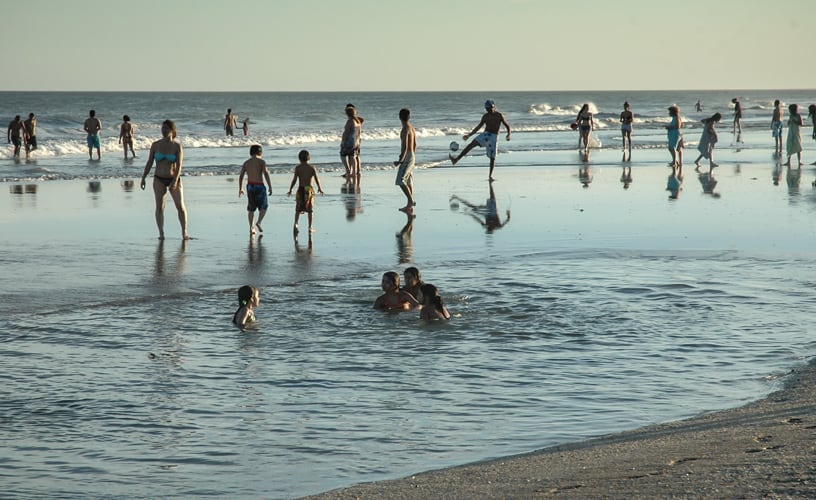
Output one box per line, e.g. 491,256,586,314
449,181,510,234
396,210,415,264
620,165,633,190
697,166,721,198
341,179,362,222
772,159,784,186
294,232,313,263
666,168,683,200
246,233,265,273
152,239,187,282
786,164,802,192
121,180,135,192
578,165,593,188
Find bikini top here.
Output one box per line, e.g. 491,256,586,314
154,153,177,162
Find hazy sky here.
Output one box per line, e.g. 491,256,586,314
3,0,814,91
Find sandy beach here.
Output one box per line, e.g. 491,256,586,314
307,358,816,499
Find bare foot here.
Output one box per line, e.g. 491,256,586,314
256,223,263,233
293,224,299,235
183,234,192,240
398,205,413,213
710,162,719,168
449,154,459,165
250,226,256,236
309,226,315,233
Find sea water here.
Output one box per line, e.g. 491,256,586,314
2,91,816,498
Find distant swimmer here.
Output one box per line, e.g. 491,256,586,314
449,99,511,181
233,285,260,330
373,271,420,311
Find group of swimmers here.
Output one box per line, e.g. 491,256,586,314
232,266,451,330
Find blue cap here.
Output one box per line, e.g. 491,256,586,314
484,99,495,109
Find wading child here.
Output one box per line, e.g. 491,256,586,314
238,145,273,236
287,150,324,234
233,285,260,329
374,271,420,311
419,283,451,320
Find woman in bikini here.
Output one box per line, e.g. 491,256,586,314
140,119,190,240
373,271,420,311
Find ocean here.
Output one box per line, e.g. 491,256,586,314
2,90,816,498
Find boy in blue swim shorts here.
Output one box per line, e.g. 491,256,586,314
238,145,273,236
449,99,511,180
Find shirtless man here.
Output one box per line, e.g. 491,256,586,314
449,99,511,180
84,110,102,160
238,144,273,236
7,115,25,158
224,108,237,136
393,108,417,211
23,113,37,157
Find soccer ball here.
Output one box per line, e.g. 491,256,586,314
449,141,459,152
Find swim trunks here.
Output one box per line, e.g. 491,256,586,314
621,123,632,132
11,136,21,146
772,121,783,138
473,132,498,159
87,134,100,149
26,136,37,149
340,138,359,157
395,152,415,187
246,183,268,212
296,185,315,213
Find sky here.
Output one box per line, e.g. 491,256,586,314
2,0,814,92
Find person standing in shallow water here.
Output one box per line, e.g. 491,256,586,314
620,102,634,161
694,112,721,170
785,104,804,167
23,113,37,158
119,115,136,159
449,99,511,181
771,100,784,155
666,105,684,169
84,109,102,160
394,108,416,212
140,119,190,240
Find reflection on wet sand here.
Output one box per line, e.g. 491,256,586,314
620,165,633,190
449,181,511,234
342,179,362,222
9,184,38,195
396,210,415,264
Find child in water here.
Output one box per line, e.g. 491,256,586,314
233,285,260,329
373,271,420,311
419,283,451,320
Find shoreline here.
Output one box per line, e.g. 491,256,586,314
307,358,816,499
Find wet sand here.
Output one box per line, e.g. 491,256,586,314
307,358,816,499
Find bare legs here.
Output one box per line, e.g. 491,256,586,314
152,178,190,240
248,209,266,235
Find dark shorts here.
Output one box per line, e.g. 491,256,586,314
11,136,21,146
26,136,37,149
246,184,268,212
340,141,359,157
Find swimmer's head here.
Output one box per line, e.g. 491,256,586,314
382,271,400,290
238,285,259,306
250,144,262,157
298,149,310,162
123,115,130,122
403,266,421,285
